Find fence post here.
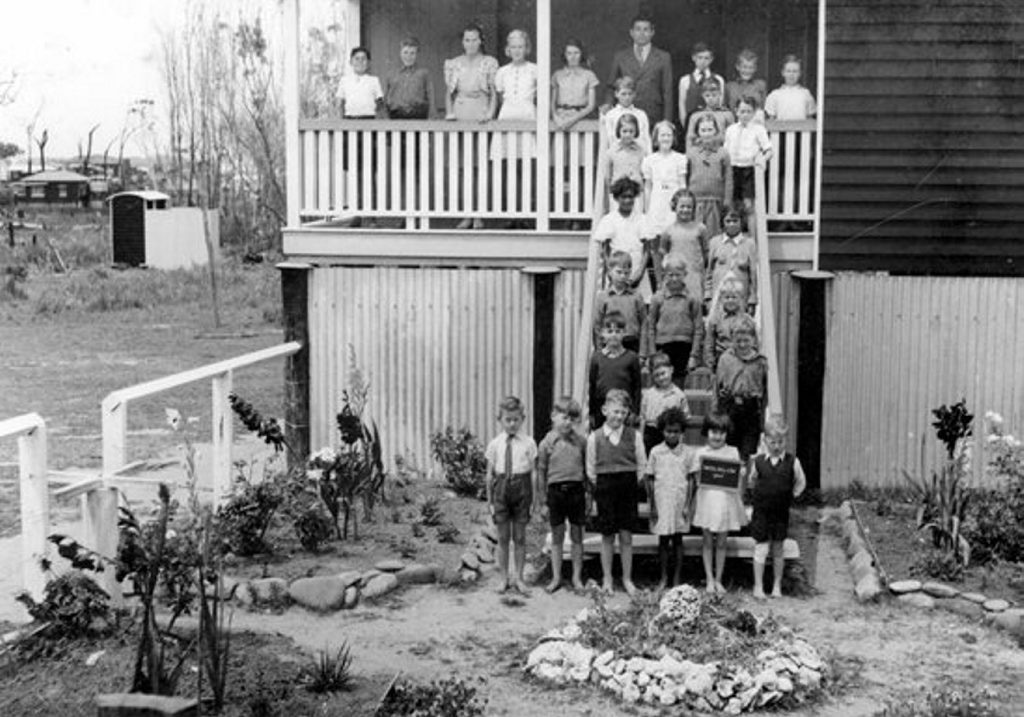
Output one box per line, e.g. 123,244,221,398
18,417,49,600
97,395,126,605
211,369,234,508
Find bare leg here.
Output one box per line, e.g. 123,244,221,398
771,540,785,597
714,531,728,593
512,521,530,595
701,529,716,593
620,530,636,595
547,523,566,593
671,534,683,587
657,535,670,591
753,542,767,600
569,524,585,591
600,534,615,593
496,520,512,592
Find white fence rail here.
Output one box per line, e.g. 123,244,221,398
0,413,49,600
297,118,815,229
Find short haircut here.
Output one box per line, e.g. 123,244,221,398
651,120,677,146
631,15,654,29
552,395,582,421
695,113,721,135
764,413,789,438
497,395,525,418
609,176,641,199
722,203,746,229
691,42,712,57
657,406,688,432
702,78,722,93
737,94,761,111
731,314,758,338
604,388,632,412
781,54,802,69
607,249,633,270
601,310,627,329
737,48,758,65
649,351,672,371
703,412,733,435
351,46,371,61
613,75,636,92
661,254,688,274
720,277,744,296
506,28,531,56
462,22,486,49
615,112,640,138
400,36,420,49
669,188,696,211
562,37,587,66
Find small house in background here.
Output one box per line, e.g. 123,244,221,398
108,191,219,270
18,170,90,205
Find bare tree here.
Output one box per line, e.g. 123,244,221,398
80,123,100,174
34,129,48,172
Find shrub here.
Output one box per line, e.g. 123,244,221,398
294,507,334,553
436,522,460,544
419,497,444,527
302,643,355,694
377,676,487,717
962,412,1024,564
909,548,964,583
217,474,285,556
874,687,1003,717
430,426,487,498
15,570,114,640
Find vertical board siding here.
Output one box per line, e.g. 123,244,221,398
821,274,1024,490
309,267,535,473
552,270,587,399
771,273,801,449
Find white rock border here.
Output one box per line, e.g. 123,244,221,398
822,500,885,602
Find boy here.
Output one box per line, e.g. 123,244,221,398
677,43,725,136
602,76,652,155
593,250,646,355
647,255,704,387
593,176,657,300
639,352,690,454
685,79,735,149
384,36,436,119
764,55,817,121
338,47,384,119
723,100,773,214
749,414,806,599
704,278,749,372
484,396,539,595
713,317,767,464
588,311,642,430
606,16,674,124
725,49,767,116
586,388,646,595
537,396,588,593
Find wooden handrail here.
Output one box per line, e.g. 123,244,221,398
0,412,49,600
754,165,783,415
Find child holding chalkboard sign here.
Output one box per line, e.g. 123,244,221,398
749,415,806,599
691,412,747,594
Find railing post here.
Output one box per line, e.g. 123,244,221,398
283,0,301,228
535,0,551,231
211,369,234,508
18,417,49,600
97,395,126,605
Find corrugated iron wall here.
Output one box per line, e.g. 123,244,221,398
821,274,1024,490
310,266,557,472
552,270,587,399
772,273,801,449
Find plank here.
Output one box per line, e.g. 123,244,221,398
573,534,801,560
827,59,1024,80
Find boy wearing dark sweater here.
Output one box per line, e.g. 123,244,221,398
588,311,642,429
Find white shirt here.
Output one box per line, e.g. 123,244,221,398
723,121,772,167
764,85,817,121
484,431,538,476
602,104,652,154
338,73,383,117
585,424,647,481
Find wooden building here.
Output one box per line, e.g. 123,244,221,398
16,170,91,205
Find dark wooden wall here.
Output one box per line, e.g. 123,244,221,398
820,0,1024,275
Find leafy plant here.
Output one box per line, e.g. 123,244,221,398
229,393,288,453
15,570,114,640
962,412,1024,564
217,472,286,556
910,548,964,583
376,676,487,717
430,426,488,499
419,497,444,527
436,522,460,544
874,687,1003,716
932,399,974,460
294,506,334,552
303,643,355,693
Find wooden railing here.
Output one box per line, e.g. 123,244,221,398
296,118,816,230
0,413,49,600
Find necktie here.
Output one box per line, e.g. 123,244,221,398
636,47,644,64
698,71,706,87
504,436,513,477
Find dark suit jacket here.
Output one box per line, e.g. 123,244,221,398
607,45,675,124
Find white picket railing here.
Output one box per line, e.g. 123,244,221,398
0,413,49,600
297,118,816,229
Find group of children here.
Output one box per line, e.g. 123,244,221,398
484,389,805,600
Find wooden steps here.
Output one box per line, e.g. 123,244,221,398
573,534,800,560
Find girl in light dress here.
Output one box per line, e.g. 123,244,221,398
645,406,697,590
643,121,688,236
656,189,708,305
492,29,538,227
691,412,747,594
552,38,599,229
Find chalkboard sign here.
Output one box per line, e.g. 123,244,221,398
698,456,742,492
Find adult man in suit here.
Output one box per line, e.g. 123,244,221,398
605,16,675,125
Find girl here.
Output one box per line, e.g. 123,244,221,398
714,317,767,464
551,38,598,130
658,189,708,304
604,114,646,208
639,352,690,454
602,76,651,154
593,177,654,299
686,114,732,235
492,29,538,227
643,121,688,236
703,277,747,372
645,407,697,590
444,23,498,229
723,96,772,213
704,204,758,318
690,412,747,594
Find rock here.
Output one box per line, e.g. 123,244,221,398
474,543,496,563
362,573,399,601
845,531,867,558
898,592,936,609
343,586,359,609
992,608,1024,633
922,581,959,599
716,679,735,698
288,576,348,612
481,524,498,543
337,571,362,588
854,572,883,602
837,501,853,520
724,697,743,715
961,592,988,604
612,659,626,674
522,563,542,585
249,578,289,606
683,670,714,696
460,551,480,571
850,550,874,575
983,598,1010,613
626,657,648,673
796,667,822,689
888,579,922,595
396,563,438,585
636,671,650,687
622,683,641,703
233,581,254,607
594,650,615,669
658,684,677,705
95,693,199,716
851,559,877,586
759,689,782,707
706,691,724,710
375,559,406,573
459,568,479,584
693,697,714,712
359,570,383,587
938,597,983,620
596,663,614,679
738,686,760,710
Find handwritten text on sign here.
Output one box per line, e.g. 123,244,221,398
698,457,742,492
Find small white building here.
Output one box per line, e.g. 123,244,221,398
108,191,219,270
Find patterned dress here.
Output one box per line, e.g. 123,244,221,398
444,54,498,121
492,61,537,160
647,442,697,535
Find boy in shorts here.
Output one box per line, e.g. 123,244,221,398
586,388,646,595
537,396,588,593
485,396,538,595
749,414,806,599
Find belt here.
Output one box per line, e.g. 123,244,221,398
497,471,532,480
556,104,586,110
548,481,584,490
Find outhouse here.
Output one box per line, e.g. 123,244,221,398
108,191,218,269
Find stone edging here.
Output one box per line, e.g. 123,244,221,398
823,500,884,602
888,579,1024,636
456,523,498,583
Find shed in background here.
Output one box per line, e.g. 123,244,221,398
108,191,218,270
